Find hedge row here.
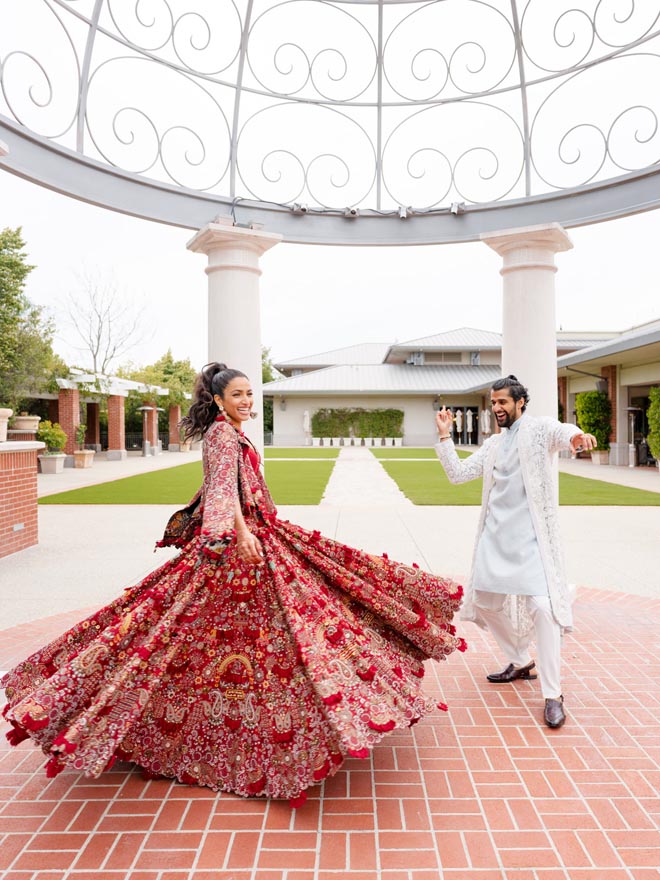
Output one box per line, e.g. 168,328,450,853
311,408,404,438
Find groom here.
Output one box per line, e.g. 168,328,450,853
435,375,596,729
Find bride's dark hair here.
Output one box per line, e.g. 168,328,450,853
180,362,247,440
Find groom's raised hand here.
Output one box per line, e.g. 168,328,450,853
436,407,453,438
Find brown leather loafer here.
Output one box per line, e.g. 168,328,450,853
486,661,537,683
544,696,566,729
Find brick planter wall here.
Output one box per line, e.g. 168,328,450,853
0,442,44,559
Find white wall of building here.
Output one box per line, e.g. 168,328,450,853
271,394,484,447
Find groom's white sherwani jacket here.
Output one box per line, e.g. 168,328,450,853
435,416,581,631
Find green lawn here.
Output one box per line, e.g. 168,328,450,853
39,460,336,506
264,447,340,458
379,460,660,506
370,447,438,459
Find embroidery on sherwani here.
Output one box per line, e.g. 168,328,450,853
3,416,465,804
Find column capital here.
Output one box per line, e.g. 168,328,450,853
187,217,282,258
481,222,573,257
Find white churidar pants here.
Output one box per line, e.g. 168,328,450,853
474,591,562,699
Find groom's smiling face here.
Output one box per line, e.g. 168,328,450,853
491,388,525,429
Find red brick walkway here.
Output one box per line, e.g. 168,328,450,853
1,588,658,880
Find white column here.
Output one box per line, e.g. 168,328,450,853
482,223,573,419
187,218,282,455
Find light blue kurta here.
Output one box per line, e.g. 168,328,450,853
472,416,548,597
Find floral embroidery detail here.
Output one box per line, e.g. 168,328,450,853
436,417,580,633
2,418,465,804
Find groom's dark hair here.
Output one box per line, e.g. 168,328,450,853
491,375,529,412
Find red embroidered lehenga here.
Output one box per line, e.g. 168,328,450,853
2,418,465,805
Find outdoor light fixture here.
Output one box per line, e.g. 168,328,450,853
450,202,465,215
343,207,359,218
279,398,287,411
398,205,413,219
566,367,609,394
292,202,309,214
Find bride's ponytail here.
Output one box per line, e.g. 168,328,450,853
180,362,247,439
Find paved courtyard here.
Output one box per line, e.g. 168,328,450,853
0,449,658,879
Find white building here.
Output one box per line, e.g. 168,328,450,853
265,327,616,447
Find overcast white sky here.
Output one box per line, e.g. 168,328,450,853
1,168,659,373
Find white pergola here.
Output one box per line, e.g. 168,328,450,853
3,1,660,448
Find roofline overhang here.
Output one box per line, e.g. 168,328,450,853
557,330,660,367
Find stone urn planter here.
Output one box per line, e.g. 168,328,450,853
590,450,610,465
342,437,352,447
312,437,320,446
73,449,95,468
13,414,41,432
393,438,403,447
364,437,373,447
322,437,332,447
38,453,66,474
0,408,12,443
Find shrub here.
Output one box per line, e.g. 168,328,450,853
36,420,67,453
75,423,87,449
311,408,404,438
647,387,660,462
575,391,612,451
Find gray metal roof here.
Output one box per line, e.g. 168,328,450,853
557,321,660,368
263,364,501,395
275,343,391,369
390,328,503,351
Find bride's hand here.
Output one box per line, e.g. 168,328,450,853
236,530,264,565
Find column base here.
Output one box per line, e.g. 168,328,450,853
609,442,629,466
106,449,128,461
168,443,181,452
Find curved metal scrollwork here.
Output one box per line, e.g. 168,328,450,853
1,0,660,219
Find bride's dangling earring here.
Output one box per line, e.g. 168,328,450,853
249,411,258,420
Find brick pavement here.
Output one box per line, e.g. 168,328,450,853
1,587,658,880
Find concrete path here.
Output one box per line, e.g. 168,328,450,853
321,446,412,507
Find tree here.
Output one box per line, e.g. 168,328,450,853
0,227,66,410
118,350,197,432
61,271,148,374
647,387,660,463
262,346,276,435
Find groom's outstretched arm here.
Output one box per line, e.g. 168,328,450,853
434,408,494,484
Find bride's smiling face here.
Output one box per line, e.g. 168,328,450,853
215,376,253,427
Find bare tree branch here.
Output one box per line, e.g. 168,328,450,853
59,270,150,374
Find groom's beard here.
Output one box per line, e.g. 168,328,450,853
496,411,515,429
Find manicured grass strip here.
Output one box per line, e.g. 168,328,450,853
370,447,437,459
557,472,660,506
39,460,336,506
264,447,340,458
40,462,205,505
261,461,336,504
370,447,472,460
380,461,483,505
379,460,660,506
